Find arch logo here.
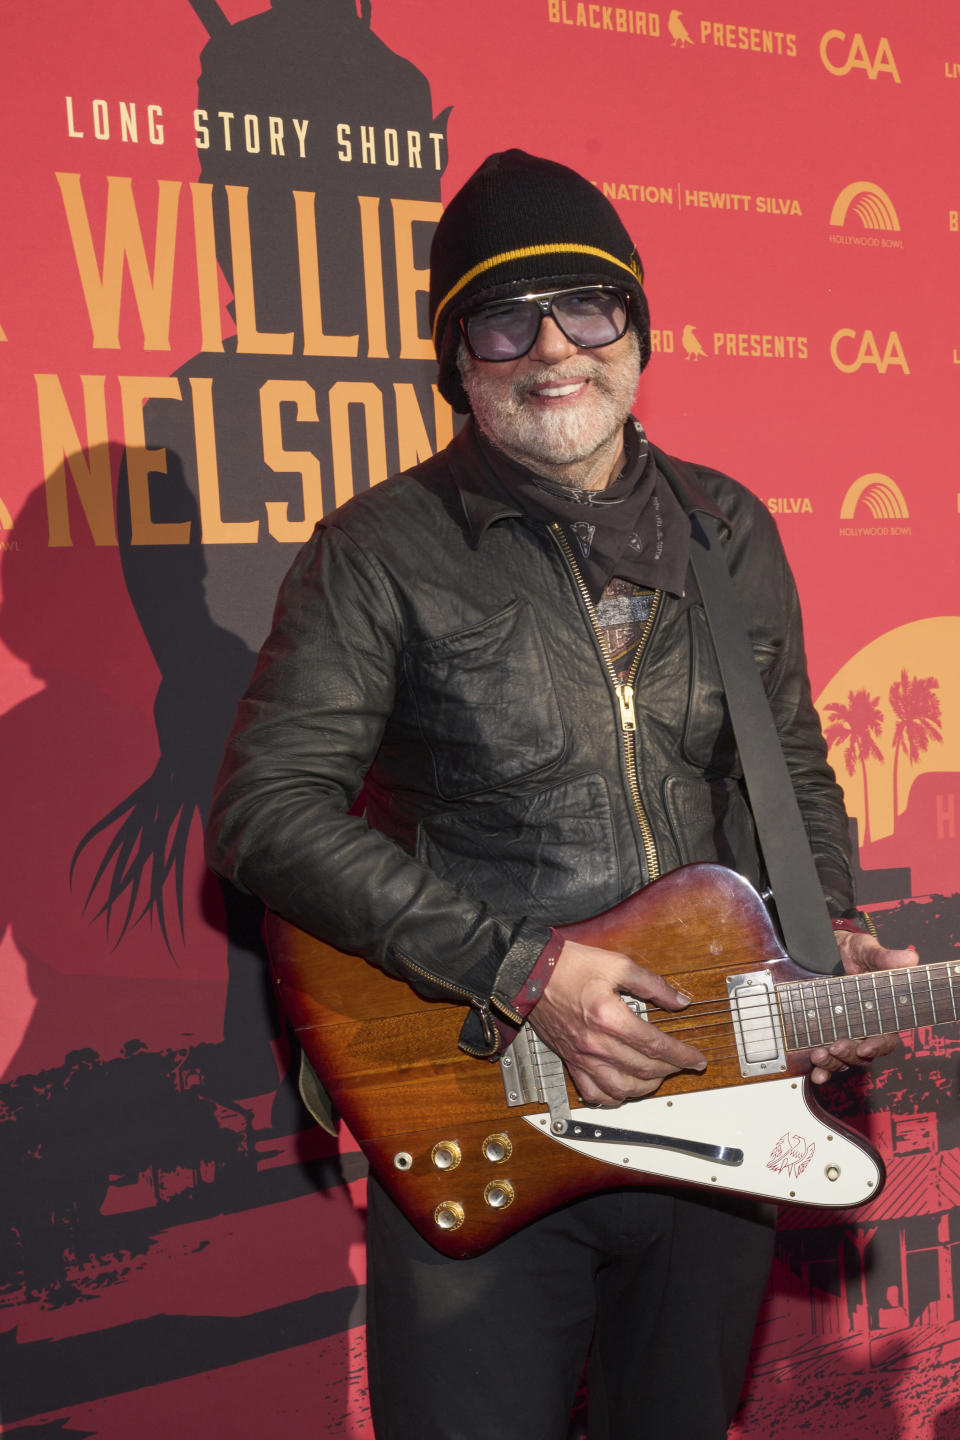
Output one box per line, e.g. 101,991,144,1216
828,182,903,250
839,474,911,538
840,474,909,521
830,181,901,232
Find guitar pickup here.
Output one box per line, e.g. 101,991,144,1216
727,969,787,1076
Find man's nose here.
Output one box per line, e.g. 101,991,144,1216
527,313,580,364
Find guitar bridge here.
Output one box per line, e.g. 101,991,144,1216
500,995,647,1114
500,1026,570,1122
727,969,787,1076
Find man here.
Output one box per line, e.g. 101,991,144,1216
206,150,914,1439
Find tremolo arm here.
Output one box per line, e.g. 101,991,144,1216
500,998,743,1168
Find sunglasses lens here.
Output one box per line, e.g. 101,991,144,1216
465,288,629,360
553,289,629,348
465,301,542,361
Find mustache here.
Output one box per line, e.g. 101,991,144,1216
511,361,606,397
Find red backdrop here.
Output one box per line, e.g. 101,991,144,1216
2,2,959,1435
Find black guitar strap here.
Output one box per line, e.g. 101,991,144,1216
662,460,841,974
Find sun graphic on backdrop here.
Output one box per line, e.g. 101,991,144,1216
815,618,960,845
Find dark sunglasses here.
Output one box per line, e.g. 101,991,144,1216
461,285,631,362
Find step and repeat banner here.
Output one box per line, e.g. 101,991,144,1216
1,1,959,1435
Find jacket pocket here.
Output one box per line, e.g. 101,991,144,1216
416,774,620,920
681,609,779,776
404,600,565,799
662,772,761,885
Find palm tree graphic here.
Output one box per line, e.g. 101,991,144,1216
889,669,943,817
824,688,884,843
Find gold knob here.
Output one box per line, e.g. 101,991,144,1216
434,1201,465,1231
431,1140,462,1171
482,1133,513,1163
483,1179,515,1210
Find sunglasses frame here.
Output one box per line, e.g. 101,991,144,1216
461,284,631,362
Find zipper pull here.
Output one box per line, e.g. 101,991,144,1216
614,681,637,732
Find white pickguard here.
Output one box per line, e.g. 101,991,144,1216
523,1077,882,1208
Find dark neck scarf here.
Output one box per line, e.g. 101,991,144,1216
475,419,689,603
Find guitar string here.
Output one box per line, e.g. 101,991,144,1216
632,993,867,1057
595,965,957,1068
636,994,956,1057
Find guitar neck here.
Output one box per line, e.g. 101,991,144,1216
777,961,960,1051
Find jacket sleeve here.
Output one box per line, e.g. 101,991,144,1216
204,520,549,1053
723,491,856,915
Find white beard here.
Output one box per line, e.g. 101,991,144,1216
459,331,641,487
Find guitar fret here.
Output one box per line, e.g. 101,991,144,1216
893,969,918,1026
840,979,857,1036
846,974,862,1036
791,983,807,1048
819,978,839,1043
785,983,804,1048
871,971,883,1028
926,967,938,1025
878,971,897,1032
924,967,935,1026
856,971,879,1035
851,973,868,1037
781,985,796,1049
933,968,951,1024
800,980,824,1045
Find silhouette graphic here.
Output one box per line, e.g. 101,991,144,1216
825,688,885,844
2,3,450,1430
889,670,942,818
71,0,450,1112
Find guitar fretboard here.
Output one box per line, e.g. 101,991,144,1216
778,962,960,1051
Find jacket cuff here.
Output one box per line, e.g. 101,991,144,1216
832,909,878,939
457,920,553,1056
490,929,565,1050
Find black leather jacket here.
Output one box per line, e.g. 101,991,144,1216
206,423,853,1055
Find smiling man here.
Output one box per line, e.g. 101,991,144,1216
459,290,641,487
207,150,913,1439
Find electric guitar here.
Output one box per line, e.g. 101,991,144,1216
266,863,948,1258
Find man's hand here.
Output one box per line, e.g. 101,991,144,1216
808,931,919,1085
527,940,707,1106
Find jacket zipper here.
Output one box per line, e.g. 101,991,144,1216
549,523,662,885
396,950,516,1055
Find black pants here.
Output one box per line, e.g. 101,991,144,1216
366,1178,775,1440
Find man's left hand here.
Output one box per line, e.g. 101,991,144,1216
808,931,918,1085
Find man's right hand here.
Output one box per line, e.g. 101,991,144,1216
527,940,707,1107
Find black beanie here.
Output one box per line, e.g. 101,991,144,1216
429,149,650,413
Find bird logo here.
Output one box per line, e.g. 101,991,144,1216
668,10,694,46
682,324,706,361
767,1131,815,1180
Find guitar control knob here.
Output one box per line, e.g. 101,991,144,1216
431,1140,462,1171
434,1201,465,1231
483,1179,515,1210
482,1133,513,1163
